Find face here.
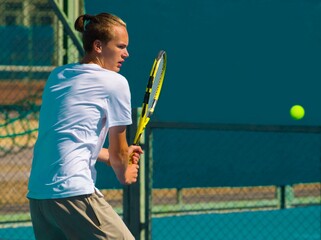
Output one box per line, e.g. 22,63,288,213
100,25,129,72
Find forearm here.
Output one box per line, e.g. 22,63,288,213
97,145,130,183
108,126,142,185
97,148,110,165
108,126,130,184
109,147,129,184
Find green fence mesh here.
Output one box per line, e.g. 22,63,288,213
0,1,84,239
148,123,321,240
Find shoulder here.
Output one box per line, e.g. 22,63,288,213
94,67,129,89
51,63,77,73
98,67,127,82
78,64,128,82
48,63,78,79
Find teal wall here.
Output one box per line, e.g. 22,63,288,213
0,26,54,79
85,0,321,125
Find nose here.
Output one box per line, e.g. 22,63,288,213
123,48,129,59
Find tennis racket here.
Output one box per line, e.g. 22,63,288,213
133,50,167,146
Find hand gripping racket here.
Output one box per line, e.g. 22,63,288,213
133,50,167,146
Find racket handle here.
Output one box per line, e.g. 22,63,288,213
128,152,137,164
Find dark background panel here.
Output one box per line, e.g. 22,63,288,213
85,0,321,126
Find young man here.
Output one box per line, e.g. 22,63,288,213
27,13,143,240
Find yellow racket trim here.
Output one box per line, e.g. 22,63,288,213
133,51,166,146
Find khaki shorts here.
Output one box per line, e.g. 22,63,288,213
29,192,134,240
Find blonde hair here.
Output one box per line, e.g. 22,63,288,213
74,13,126,52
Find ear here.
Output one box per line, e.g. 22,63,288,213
93,40,103,53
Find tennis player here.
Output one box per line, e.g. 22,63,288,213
27,13,142,240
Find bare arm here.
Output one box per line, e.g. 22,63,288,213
108,126,142,184
97,145,143,166
97,148,110,165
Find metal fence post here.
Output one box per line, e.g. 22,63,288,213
123,108,148,240
144,125,153,240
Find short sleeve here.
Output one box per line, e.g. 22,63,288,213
106,75,132,127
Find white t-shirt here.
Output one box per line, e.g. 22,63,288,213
27,63,132,199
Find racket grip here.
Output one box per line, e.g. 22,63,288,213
128,154,138,165
129,153,133,164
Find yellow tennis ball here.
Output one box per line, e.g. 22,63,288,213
290,105,305,120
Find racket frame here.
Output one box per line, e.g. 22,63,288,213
133,50,167,145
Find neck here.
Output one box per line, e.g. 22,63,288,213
80,54,104,68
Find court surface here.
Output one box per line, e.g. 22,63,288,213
0,206,319,240
152,206,320,240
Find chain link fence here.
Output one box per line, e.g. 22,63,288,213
0,1,85,239
149,123,321,240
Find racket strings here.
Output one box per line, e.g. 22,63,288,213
133,50,166,145
147,58,165,112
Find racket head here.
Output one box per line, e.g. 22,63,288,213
133,50,167,145
146,50,166,117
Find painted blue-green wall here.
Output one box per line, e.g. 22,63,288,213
85,0,321,125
